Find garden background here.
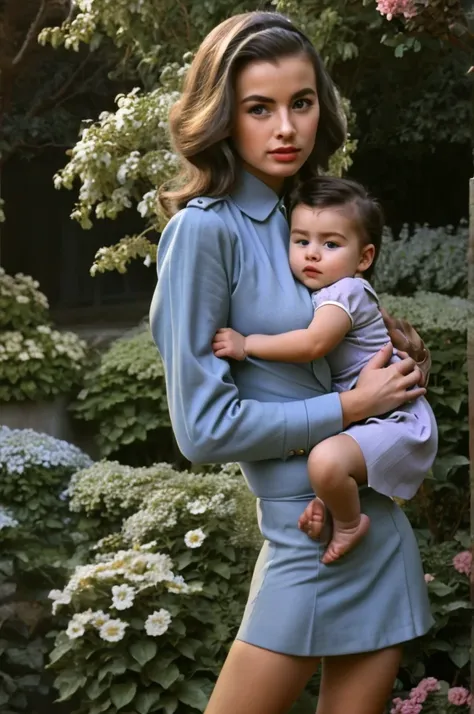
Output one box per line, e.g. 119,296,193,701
0,1,471,713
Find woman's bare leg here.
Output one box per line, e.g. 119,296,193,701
316,646,403,714
205,640,320,714
305,434,369,563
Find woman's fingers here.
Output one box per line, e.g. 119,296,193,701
362,342,393,371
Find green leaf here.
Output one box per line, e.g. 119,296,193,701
98,658,128,682
110,682,137,710
55,673,87,702
134,689,162,714
212,562,231,579
130,641,157,667
89,700,112,714
176,681,209,711
148,663,180,689
48,640,76,666
87,678,111,700
161,694,179,714
449,646,470,669
442,600,471,613
427,581,453,597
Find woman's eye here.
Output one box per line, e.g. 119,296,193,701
248,104,269,116
293,98,313,111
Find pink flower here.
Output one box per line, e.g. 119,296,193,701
447,687,472,706
453,551,472,576
376,0,418,20
390,697,422,714
418,677,440,693
424,573,435,583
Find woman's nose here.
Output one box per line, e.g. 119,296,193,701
276,110,295,138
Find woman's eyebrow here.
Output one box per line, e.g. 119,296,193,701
241,87,317,104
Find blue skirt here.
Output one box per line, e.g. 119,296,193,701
237,488,433,657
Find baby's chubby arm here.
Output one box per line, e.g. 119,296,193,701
212,304,352,363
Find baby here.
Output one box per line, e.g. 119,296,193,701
212,176,437,564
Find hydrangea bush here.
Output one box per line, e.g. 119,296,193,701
71,328,170,458
49,461,260,713
0,269,49,330
0,429,94,714
0,270,88,402
0,426,92,527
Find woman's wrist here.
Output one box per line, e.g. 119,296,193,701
339,389,368,428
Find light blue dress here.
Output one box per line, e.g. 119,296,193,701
150,169,433,657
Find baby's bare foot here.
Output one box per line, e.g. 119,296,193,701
321,514,370,564
298,497,326,540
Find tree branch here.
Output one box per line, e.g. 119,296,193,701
12,0,47,68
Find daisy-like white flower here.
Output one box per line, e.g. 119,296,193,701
145,609,172,636
141,541,157,550
184,528,206,549
95,569,119,580
72,610,94,625
66,620,85,639
99,618,128,643
89,610,110,629
187,498,208,515
166,575,189,594
49,589,72,614
111,584,135,610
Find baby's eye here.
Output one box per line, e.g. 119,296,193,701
325,241,340,250
248,104,269,116
295,239,309,246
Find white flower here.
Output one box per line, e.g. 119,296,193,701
111,584,135,610
99,618,128,643
89,610,110,628
187,498,208,515
145,609,172,636
36,325,51,334
66,620,85,639
72,610,94,625
49,589,71,606
16,295,29,304
184,528,206,549
143,254,151,268
166,575,189,594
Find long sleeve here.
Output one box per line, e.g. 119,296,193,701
149,205,343,464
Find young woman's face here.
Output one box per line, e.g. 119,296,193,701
232,54,319,193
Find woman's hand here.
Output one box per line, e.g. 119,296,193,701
339,343,426,428
380,308,431,386
212,327,247,360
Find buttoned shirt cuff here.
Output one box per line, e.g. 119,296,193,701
282,393,343,460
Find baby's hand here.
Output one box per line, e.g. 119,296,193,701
212,328,247,361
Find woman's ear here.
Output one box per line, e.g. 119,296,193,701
357,244,375,274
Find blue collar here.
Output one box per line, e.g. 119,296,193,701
230,170,282,222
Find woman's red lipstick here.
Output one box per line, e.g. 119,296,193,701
270,147,300,162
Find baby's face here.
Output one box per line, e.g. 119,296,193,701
289,203,371,291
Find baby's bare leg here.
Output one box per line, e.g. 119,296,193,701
307,434,369,564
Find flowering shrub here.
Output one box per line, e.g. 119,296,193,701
71,328,170,458
0,426,92,527
390,677,471,713
0,270,89,402
0,430,94,713
49,461,260,713
0,268,49,330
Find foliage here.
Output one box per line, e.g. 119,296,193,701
0,268,50,330
71,328,170,457
373,222,468,297
0,428,94,714
0,270,88,402
380,292,469,541
0,426,92,527
392,533,471,712
49,461,260,714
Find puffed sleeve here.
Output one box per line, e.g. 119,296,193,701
312,277,370,329
150,206,343,464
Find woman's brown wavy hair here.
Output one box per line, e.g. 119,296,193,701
159,11,346,218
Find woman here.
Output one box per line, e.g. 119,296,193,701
150,12,434,714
